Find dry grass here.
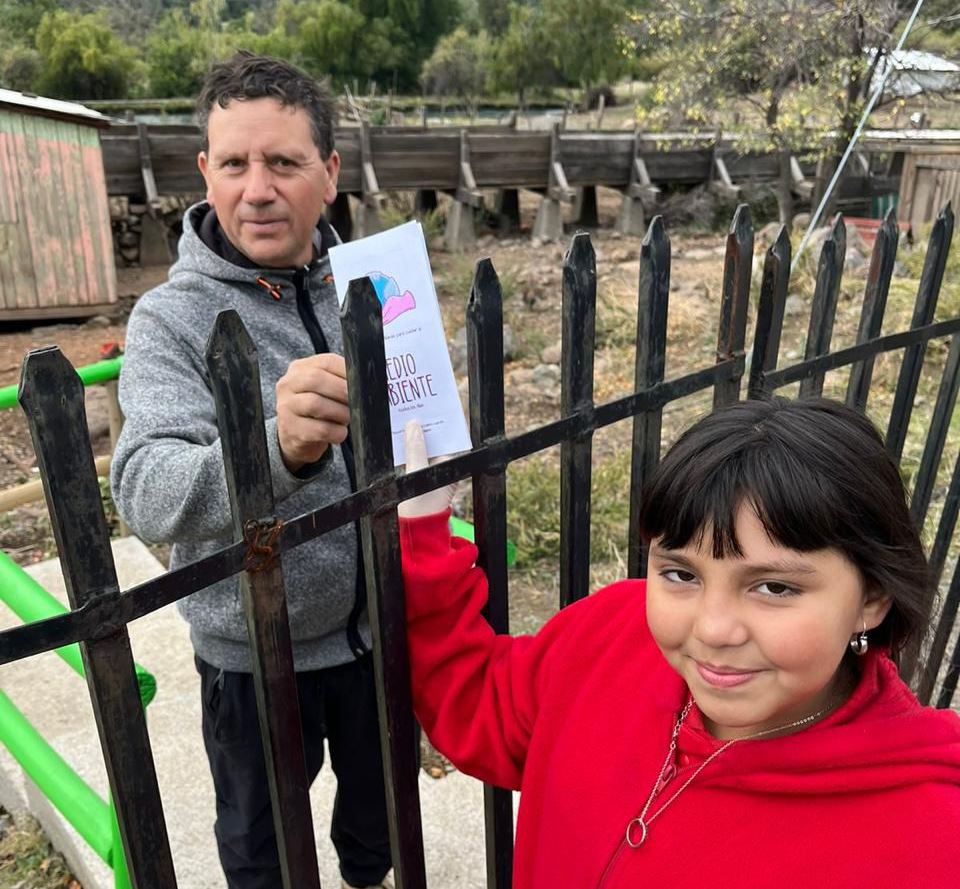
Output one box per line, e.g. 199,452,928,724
0,809,79,889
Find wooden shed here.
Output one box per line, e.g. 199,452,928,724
0,89,116,322
864,129,960,231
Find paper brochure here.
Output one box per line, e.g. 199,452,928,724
328,220,472,465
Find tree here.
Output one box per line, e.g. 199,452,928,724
146,9,214,98
420,26,490,115
487,3,560,107
631,1,906,224
1,46,42,93
540,0,634,93
35,9,140,99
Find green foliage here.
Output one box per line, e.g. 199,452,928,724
1,46,42,93
540,0,634,91
146,10,212,98
420,26,490,109
35,9,140,100
486,3,560,104
633,1,903,153
0,0,58,47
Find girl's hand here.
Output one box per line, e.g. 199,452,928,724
398,421,456,518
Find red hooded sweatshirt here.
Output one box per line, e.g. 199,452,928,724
400,512,960,889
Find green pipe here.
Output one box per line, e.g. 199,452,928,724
0,690,113,862
0,356,123,412
109,800,133,889
0,550,156,707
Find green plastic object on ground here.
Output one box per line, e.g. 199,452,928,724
450,516,517,567
0,550,149,889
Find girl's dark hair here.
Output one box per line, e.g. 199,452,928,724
639,397,932,663
197,51,336,158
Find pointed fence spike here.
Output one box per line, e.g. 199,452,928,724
746,225,791,400
465,254,514,889
560,230,596,603
628,217,671,577
18,347,178,889
340,273,428,889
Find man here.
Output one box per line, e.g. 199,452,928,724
111,52,393,889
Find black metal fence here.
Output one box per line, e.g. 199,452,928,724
1,203,959,889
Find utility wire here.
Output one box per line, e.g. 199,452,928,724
792,0,928,270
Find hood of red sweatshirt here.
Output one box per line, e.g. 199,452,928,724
671,650,960,796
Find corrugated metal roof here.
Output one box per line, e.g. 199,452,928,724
0,88,111,128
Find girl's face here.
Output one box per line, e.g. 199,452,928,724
646,502,891,739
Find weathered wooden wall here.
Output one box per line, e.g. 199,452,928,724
899,152,960,230
0,109,116,320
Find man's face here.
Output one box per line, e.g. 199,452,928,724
198,98,339,269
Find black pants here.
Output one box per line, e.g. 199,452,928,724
197,654,392,889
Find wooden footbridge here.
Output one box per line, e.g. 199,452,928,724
102,120,891,249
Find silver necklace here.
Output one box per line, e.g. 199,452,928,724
625,699,832,848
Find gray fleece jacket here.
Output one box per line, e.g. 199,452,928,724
111,202,368,672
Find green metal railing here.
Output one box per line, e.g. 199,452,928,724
0,355,137,889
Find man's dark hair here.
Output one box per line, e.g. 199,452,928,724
197,51,336,158
639,397,933,666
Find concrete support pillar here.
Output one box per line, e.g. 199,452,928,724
444,200,475,251
615,193,646,237
532,197,563,242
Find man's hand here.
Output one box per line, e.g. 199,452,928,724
276,353,350,473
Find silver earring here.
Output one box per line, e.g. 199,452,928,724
850,618,868,656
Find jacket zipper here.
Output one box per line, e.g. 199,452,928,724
287,268,369,659
596,763,678,888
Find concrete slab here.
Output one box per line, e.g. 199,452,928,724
0,537,497,888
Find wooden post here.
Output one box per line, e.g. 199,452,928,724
533,124,573,242
445,130,482,251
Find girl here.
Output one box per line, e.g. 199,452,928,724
398,397,960,888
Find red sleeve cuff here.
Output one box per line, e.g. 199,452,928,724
399,509,454,560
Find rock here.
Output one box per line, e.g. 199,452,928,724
845,225,869,259
502,323,516,361
892,261,909,278
86,314,112,329
784,295,804,317
756,221,782,249
531,363,561,389
449,327,468,375
540,341,562,364
844,248,868,274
